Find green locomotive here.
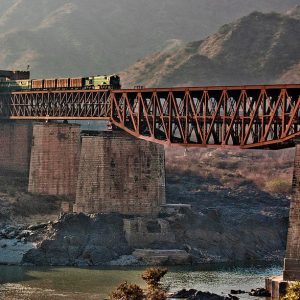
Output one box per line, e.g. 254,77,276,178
0,74,121,92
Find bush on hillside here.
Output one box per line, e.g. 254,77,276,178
266,178,291,194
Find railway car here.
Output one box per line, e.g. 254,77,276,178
32,79,43,90
0,74,121,92
70,77,84,89
44,79,56,89
57,78,69,89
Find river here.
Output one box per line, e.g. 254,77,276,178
0,262,281,299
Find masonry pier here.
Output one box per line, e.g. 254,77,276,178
0,121,32,173
74,131,166,215
266,140,300,298
28,123,81,199
25,124,166,215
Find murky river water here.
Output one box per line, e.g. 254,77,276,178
0,262,281,299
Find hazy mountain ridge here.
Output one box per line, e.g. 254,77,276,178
0,0,299,78
121,6,300,87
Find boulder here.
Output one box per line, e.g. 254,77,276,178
249,288,270,297
189,291,235,300
28,223,48,231
170,289,197,298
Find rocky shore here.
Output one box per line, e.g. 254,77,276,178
169,287,271,299
0,205,289,266
0,224,39,264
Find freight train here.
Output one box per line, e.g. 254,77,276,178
0,74,121,92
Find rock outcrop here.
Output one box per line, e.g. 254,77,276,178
169,289,239,300
18,206,288,266
22,213,131,266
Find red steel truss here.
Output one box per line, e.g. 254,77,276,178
110,85,300,149
0,84,300,149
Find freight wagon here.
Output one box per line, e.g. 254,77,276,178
0,74,121,92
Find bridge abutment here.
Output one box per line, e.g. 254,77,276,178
0,120,32,173
74,131,166,215
28,123,81,199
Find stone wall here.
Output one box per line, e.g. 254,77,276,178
28,123,81,199
123,218,175,247
284,142,300,280
0,121,32,173
74,131,166,215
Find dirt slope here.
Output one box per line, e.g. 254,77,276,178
121,7,300,87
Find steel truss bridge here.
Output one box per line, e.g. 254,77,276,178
0,84,300,149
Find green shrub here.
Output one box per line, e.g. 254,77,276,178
266,178,291,194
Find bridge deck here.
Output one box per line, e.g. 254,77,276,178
0,84,299,149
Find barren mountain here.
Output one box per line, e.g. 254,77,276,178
0,0,299,78
121,6,300,87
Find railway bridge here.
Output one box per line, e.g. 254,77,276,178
0,84,300,149
1,84,300,296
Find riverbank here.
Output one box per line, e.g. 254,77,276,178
0,263,282,300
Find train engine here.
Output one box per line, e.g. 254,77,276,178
84,75,121,90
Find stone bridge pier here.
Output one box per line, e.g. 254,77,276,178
284,140,300,282
0,120,32,174
267,139,300,298
27,123,166,215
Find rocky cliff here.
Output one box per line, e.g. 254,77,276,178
121,7,300,87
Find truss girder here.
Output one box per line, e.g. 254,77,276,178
110,85,300,149
0,90,111,120
1,85,300,148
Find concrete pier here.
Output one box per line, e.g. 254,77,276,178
74,131,166,215
28,123,81,199
0,121,32,173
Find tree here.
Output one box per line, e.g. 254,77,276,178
110,268,168,300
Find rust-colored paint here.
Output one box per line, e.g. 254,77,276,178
0,84,300,149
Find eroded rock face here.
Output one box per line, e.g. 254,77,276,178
20,204,288,266
22,213,131,266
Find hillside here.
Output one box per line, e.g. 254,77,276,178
121,7,300,87
0,0,299,78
